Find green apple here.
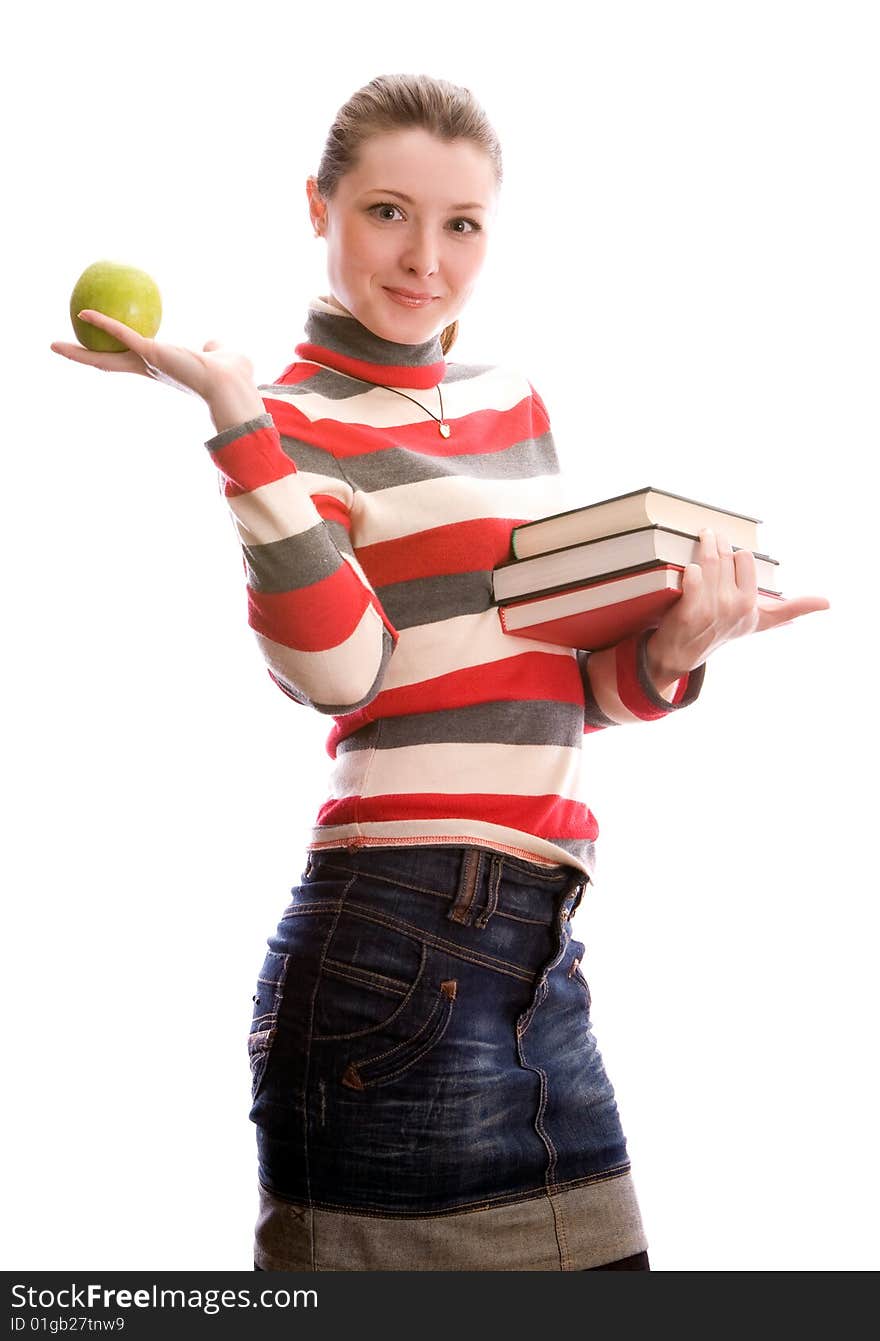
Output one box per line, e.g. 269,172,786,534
69,260,162,352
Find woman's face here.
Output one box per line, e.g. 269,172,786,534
306,127,498,345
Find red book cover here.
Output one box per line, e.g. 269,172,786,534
498,565,784,651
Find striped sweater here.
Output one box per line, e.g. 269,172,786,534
203,294,706,881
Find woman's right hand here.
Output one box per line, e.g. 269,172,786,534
50,309,256,405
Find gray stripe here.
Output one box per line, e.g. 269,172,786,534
541,837,598,874
302,308,444,372
576,650,620,729
335,699,585,754
259,359,492,402
634,629,706,709
271,429,559,493
204,411,275,454
342,434,559,494
377,569,494,628
242,522,346,593
244,518,355,593
275,435,352,483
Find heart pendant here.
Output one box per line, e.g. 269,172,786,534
439,422,451,438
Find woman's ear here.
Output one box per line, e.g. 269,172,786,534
306,176,326,237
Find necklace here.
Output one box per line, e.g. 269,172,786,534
370,380,451,437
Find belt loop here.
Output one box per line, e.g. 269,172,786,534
447,848,483,925
473,854,502,929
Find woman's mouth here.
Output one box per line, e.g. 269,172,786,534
383,288,437,308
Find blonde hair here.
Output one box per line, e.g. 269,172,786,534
313,73,503,355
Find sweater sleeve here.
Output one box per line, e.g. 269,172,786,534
526,382,706,731
578,631,706,730
203,409,399,714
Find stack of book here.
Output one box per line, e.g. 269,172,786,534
493,486,785,651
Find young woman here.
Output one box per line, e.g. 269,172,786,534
50,73,829,1272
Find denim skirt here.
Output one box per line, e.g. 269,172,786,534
247,843,647,1271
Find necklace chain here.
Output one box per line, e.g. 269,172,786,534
369,380,450,437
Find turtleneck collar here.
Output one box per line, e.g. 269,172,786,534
293,294,447,390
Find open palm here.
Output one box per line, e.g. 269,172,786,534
50,309,254,401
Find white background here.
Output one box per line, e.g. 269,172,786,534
4,0,877,1272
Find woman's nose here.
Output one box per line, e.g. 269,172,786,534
400,229,440,277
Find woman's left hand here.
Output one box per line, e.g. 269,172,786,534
645,527,831,683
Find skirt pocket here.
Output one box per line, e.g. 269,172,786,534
339,976,459,1091
247,948,290,1101
312,906,460,1090
312,911,427,1040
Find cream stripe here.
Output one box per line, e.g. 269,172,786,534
265,363,532,428
355,470,568,546
305,820,583,871
581,646,642,724
227,471,354,546
328,741,584,803
386,610,573,691
253,604,389,705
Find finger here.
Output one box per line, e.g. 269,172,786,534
76,308,178,385
689,527,718,607
203,338,222,351
715,530,738,602
757,595,831,629
784,596,832,615
49,338,145,375
677,559,702,607
733,545,758,599
699,527,719,560
76,308,145,349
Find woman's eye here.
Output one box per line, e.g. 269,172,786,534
370,203,402,221
367,204,481,234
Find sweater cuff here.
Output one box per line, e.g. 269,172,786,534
203,411,276,455
615,628,706,720
203,412,298,496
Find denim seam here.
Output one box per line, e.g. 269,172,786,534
321,956,412,997
310,856,570,890
258,1162,634,1220
295,864,566,927
301,868,360,1272
343,986,457,1089
282,901,537,982
312,943,428,1041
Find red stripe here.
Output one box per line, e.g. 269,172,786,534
246,565,383,651
315,791,599,841
311,492,352,533
528,382,551,432
323,651,582,754
261,393,542,465
357,516,518,584
614,632,668,720
210,421,297,496
294,341,445,391
273,360,324,385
